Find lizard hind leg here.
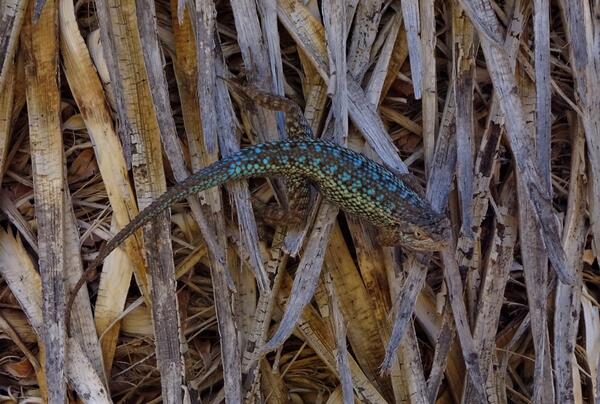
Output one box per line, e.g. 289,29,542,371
252,200,305,227
255,202,291,227
286,176,312,225
252,176,312,227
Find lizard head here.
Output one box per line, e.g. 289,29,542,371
375,172,451,251
378,174,452,251
378,214,451,251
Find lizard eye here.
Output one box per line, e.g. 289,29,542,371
414,228,427,240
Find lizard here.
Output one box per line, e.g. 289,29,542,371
66,81,451,331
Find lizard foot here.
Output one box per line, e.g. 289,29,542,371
252,198,305,227
376,227,400,246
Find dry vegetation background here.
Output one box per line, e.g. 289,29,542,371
0,0,599,402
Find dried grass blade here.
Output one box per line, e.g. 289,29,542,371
558,0,600,264
263,203,337,351
394,0,422,98
94,0,184,399
229,0,280,144
0,229,110,401
258,359,289,402
169,2,227,272
383,249,430,403
582,287,600,397
456,5,529,354
0,192,37,251
379,28,408,103
347,0,384,80
275,272,388,402
58,0,146,370
463,176,518,401
420,0,437,169
322,0,348,145
366,12,402,104
276,0,407,173
381,254,429,371
63,195,106,380
256,0,285,96
452,3,476,236
515,60,554,403
22,1,67,400
440,250,488,402
0,0,26,92
458,0,575,285
326,223,392,397
225,0,280,290
533,0,552,190
554,114,587,401
93,0,153,302
426,305,455,401
189,1,243,400
0,60,14,185
400,325,428,404
241,231,286,395
382,82,456,373
323,270,353,404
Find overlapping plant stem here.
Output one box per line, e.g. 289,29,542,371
0,0,598,402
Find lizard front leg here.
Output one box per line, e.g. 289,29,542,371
376,227,403,246
223,77,313,140
252,175,312,227
225,77,314,226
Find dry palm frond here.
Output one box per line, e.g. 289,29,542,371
0,0,598,402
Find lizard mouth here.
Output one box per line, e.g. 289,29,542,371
410,238,449,252
412,217,452,251
376,217,452,251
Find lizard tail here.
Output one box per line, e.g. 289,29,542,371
90,153,268,275
68,142,300,330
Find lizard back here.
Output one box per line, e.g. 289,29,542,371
90,139,446,271
180,139,436,226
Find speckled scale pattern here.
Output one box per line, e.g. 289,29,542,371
90,139,445,269
225,80,315,220
66,84,450,331
223,78,313,140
